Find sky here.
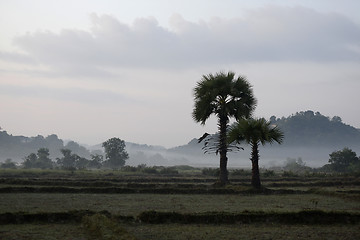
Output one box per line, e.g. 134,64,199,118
0,0,359,148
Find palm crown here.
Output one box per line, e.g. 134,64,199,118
228,118,284,147
193,71,256,124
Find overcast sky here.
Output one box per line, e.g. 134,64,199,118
1,0,359,148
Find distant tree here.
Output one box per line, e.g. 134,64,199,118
1,159,17,169
88,154,103,169
102,138,129,169
22,149,53,169
65,141,91,158
192,71,256,185
23,153,38,169
36,148,53,169
328,147,359,172
331,116,342,123
269,116,277,123
283,157,312,173
228,118,284,189
57,149,79,170
75,157,90,170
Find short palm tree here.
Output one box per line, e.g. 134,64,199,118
228,118,284,189
193,71,256,185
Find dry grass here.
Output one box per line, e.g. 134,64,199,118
1,193,359,216
0,224,87,240
127,223,360,240
1,221,359,240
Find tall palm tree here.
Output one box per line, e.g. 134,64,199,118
228,118,284,189
193,71,256,185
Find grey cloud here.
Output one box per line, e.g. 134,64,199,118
0,51,37,64
8,6,360,75
0,84,134,105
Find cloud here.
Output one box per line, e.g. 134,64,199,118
0,51,37,64
0,83,135,105
3,5,360,78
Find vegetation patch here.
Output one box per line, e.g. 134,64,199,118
137,210,360,225
0,210,96,224
82,213,137,240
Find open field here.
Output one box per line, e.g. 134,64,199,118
1,193,359,215
0,169,359,239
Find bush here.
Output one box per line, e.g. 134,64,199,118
0,159,17,169
142,166,158,174
282,171,299,177
82,213,136,240
202,168,220,176
262,169,276,177
159,167,179,175
230,169,251,176
121,166,137,172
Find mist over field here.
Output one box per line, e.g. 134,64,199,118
1,110,359,169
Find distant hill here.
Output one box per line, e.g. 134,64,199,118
270,110,360,148
0,131,91,162
168,110,360,167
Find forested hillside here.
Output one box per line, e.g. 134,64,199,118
270,111,360,148
0,131,91,162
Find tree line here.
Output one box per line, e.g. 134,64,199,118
0,137,129,170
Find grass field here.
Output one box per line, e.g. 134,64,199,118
0,169,359,239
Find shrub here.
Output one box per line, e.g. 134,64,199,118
282,171,299,177
142,166,158,174
262,169,276,177
202,168,220,176
159,167,179,175
230,169,251,176
82,214,136,240
121,166,137,172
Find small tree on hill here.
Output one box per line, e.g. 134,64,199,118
102,137,129,169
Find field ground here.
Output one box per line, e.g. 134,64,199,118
0,169,359,239
1,223,360,240
1,193,359,215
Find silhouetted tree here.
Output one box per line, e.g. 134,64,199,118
329,147,359,172
193,71,256,185
228,118,283,189
88,154,103,169
102,138,129,169
57,149,79,170
1,159,17,169
23,153,38,169
36,148,53,169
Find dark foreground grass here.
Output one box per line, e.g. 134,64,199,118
1,210,359,225
0,223,87,240
127,223,360,240
1,222,359,240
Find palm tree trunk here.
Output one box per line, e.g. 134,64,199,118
218,115,229,185
251,142,261,189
